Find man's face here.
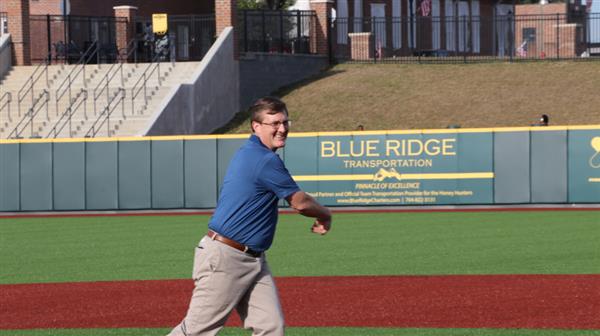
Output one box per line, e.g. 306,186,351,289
253,110,290,151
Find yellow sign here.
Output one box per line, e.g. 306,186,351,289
152,13,168,35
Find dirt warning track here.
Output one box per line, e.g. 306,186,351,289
1,275,599,330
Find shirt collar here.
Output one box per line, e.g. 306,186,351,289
249,134,279,152
249,134,267,149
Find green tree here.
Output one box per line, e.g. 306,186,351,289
238,0,297,10
238,0,263,9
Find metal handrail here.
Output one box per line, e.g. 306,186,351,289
55,40,99,117
16,55,50,117
130,52,163,116
47,89,87,138
92,39,137,116
85,87,125,138
120,38,138,64
93,61,123,117
8,89,49,139
0,92,11,122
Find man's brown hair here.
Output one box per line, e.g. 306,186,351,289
249,97,288,126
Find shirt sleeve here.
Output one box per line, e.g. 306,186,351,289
257,154,301,200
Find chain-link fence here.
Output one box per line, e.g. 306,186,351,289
331,13,600,63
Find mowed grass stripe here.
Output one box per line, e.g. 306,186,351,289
1,211,599,284
2,328,600,336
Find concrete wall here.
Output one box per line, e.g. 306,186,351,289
0,34,11,80
145,31,328,135
239,52,329,110
145,27,240,135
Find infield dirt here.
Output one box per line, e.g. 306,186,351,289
2,275,599,330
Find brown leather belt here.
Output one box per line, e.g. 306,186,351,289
207,230,262,257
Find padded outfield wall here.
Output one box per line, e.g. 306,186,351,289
0,126,599,212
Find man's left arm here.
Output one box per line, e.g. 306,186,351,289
287,191,332,235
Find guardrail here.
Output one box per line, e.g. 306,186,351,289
47,89,87,138
8,89,49,138
55,41,98,117
130,52,164,116
85,87,125,138
93,39,138,116
0,91,11,123
17,56,49,117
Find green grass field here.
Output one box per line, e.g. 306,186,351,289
1,210,599,335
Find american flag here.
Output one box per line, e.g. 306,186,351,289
586,0,593,13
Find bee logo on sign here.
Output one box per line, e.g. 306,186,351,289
152,13,168,35
374,168,403,181
590,137,600,169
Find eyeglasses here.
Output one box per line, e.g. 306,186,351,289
259,120,292,129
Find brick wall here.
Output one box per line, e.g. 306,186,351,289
29,0,214,17
6,0,31,65
349,32,374,60
29,0,62,15
515,3,565,16
310,0,333,55
215,0,237,59
514,3,579,58
113,6,137,61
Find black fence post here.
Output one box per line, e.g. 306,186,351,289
372,19,377,64
262,11,267,52
47,15,52,63
64,15,69,63
556,13,560,60
414,15,423,60
297,11,302,53
508,14,513,63
279,11,284,53
327,15,333,64
243,10,249,53
463,16,467,63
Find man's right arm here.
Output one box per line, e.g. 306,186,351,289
287,191,332,235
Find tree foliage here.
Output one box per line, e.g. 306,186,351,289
238,0,297,10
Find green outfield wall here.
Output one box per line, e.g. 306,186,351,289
1,126,599,211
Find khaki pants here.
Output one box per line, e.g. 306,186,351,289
168,236,285,336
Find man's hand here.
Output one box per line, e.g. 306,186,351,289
311,217,331,235
288,191,332,235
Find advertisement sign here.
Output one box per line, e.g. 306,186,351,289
286,131,494,206
568,130,600,202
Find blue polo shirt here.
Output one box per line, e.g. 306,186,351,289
208,135,300,252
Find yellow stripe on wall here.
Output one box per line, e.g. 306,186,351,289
1,124,598,144
293,172,494,182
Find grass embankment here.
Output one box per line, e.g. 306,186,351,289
217,62,600,133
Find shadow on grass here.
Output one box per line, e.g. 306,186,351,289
211,68,346,134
